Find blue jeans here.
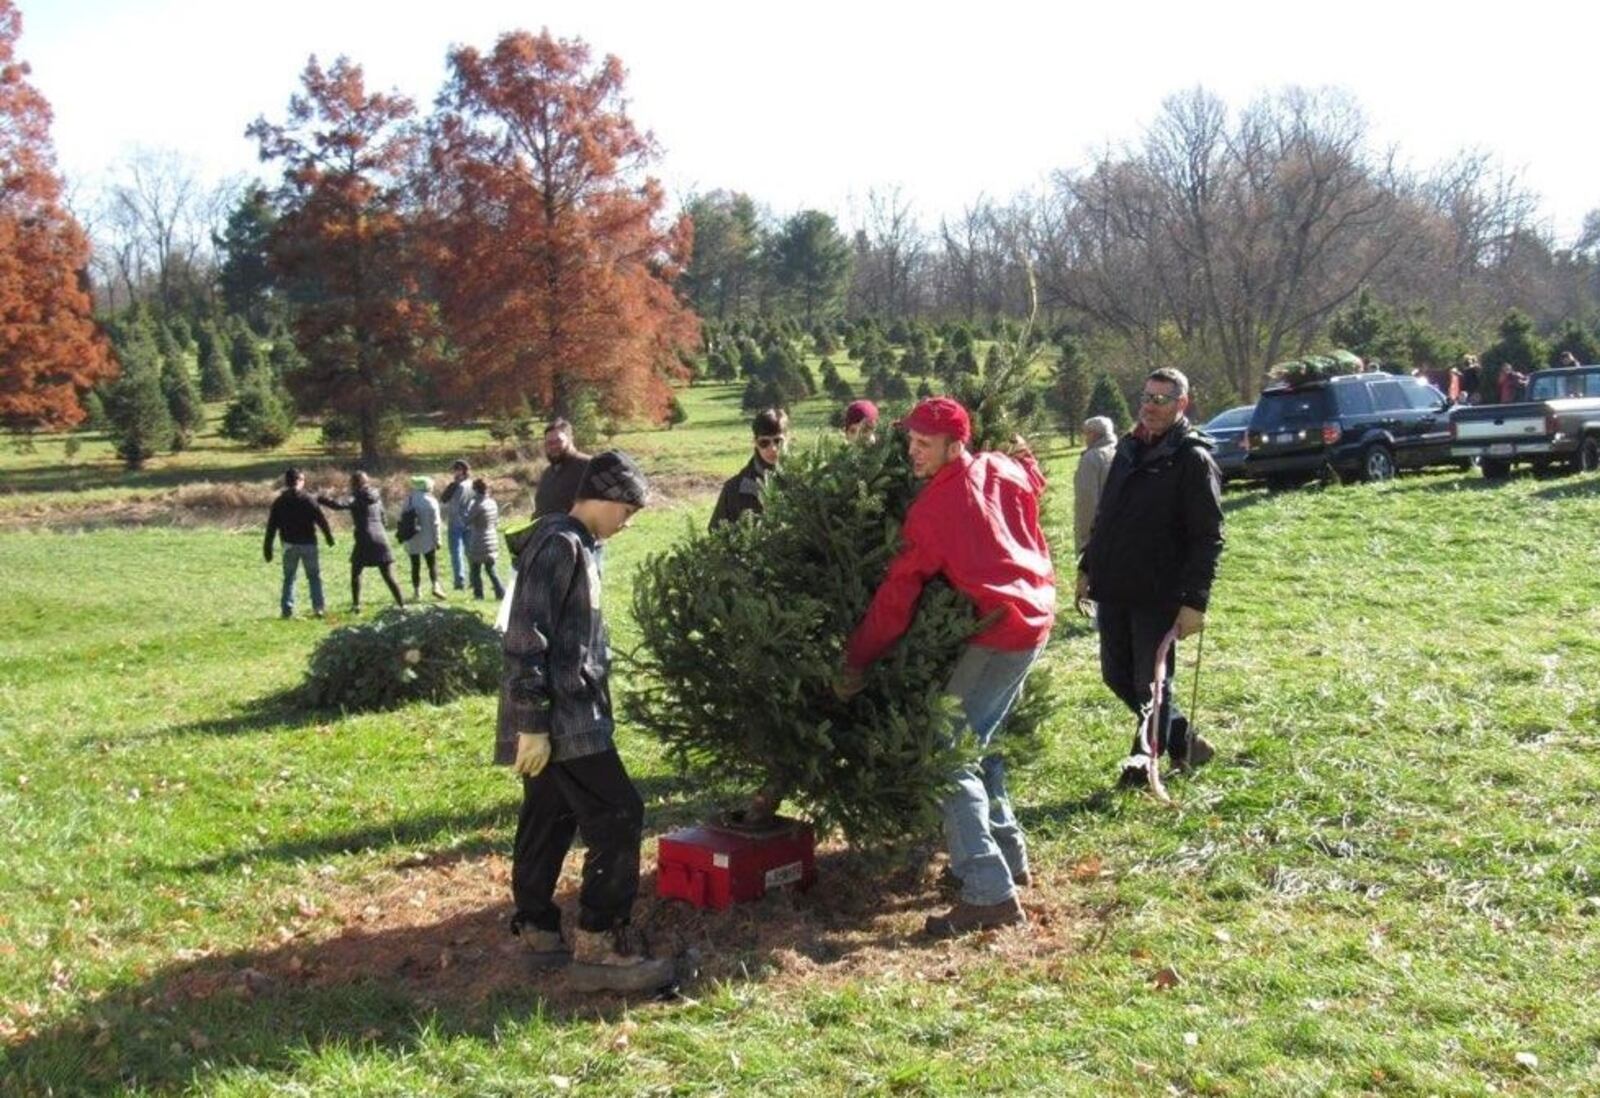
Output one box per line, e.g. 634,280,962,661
941,644,1044,906
447,523,468,588
280,542,324,616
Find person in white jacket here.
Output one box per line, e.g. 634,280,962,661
1074,416,1118,556
401,475,446,601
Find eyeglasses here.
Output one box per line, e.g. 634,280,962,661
1139,392,1179,406
755,435,785,449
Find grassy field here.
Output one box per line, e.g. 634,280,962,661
2,378,1600,1095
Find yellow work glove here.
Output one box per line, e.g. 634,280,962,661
1174,606,1206,639
513,732,551,778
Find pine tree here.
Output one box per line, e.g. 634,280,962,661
1086,371,1132,433
1049,338,1091,444
103,364,173,469
220,378,293,449
160,355,205,451
1482,310,1549,375
629,433,1057,842
195,321,235,399
1547,320,1600,367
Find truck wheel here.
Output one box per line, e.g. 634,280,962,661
1361,445,1396,483
1581,436,1600,473
1480,458,1511,481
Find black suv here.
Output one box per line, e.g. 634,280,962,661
1243,372,1458,487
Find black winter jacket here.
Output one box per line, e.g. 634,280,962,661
708,454,773,529
1080,419,1224,612
495,514,615,765
320,486,394,567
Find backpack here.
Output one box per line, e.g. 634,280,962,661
397,507,418,543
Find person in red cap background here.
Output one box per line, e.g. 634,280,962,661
842,399,879,443
837,396,1056,938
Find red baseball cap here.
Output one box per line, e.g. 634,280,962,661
843,400,879,428
898,396,971,443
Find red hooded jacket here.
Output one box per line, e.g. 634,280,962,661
846,449,1056,669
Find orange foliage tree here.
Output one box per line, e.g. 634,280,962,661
0,0,115,431
248,56,432,466
426,29,696,425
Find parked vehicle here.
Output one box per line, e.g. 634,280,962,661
1243,372,1460,488
1448,365,1600,479
1201,404,1255,483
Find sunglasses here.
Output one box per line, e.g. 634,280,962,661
1139,392,1180,406
755,435,786,449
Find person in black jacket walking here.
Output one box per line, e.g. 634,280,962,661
709,407,786,529
1076,368,1225,787
263,468,334,618
495,450,675,992
319,471,405,612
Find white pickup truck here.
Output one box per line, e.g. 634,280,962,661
1449,366,1600,479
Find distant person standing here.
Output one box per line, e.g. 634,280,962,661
401,475,446,602
710,407,787,528
467,477,507,600
534,418,592,518
1497,364,1529,404
1073,416,1117,558
263,467,334,619
441,459,473,591
320,471,405,612
1557,350,1581,369
1459,355,1482,404
843,400,879,443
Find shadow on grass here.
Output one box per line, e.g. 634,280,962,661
1532,474,1600,501
168,687,321,738
3,842,955,1095
165,774,708,878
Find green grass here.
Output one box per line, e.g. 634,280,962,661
3,400,1600,1093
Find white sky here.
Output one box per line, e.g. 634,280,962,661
22,0,1600,243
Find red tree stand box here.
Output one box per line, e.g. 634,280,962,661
656,817,817,910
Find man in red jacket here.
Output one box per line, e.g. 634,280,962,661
838,397,1056,938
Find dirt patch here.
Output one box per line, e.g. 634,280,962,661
148,841,1088,1019
1,471,722,532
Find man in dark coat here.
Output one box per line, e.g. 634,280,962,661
533,418,592,518
709,407,787,529
496,451,675,993
319,471,405,612
263,467,334,618
1077,368,1225,788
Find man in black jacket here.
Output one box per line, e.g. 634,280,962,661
533,418,591,518
495,450,675,993
1076,368,1225,787
709,407,787,529
263,468,334,619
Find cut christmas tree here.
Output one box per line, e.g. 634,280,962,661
628,298,1059,845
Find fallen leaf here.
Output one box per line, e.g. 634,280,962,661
1151,966,1182,990
549,1076,572,1091
1212,929,1232,944
1514,1051,1539,1071
1070,856,1103,882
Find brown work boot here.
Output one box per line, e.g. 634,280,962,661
569,928,675,993
923,894,1027,939
517,925,570,970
